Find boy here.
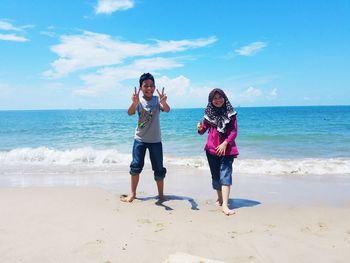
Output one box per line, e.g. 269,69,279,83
121,73,170,202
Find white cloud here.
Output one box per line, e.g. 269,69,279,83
235,41,267,56
153,37,217,53
0,20,31,42
0,33,28,42
0,21,22,31
40,30,56,38
95,0,134,14
241,86,262,101
75,57,183,96
44,31,217,78
156,77,212,107
270,88,278,98
157,75,190,96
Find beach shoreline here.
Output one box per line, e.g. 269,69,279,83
1,164,349,206
1,165,350,262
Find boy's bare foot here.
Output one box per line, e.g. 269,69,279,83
120,194,136,203
215,199,223,206
158,195,166,202
222,205,235,215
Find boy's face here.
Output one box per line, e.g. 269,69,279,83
141,79,155,99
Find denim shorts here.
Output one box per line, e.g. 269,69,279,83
130,140,166,181
206,151,234,190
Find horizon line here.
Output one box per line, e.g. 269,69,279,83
1,104,350,112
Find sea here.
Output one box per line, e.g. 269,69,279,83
1,106,350,179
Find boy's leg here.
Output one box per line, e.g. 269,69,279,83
121,140,146,202
121,174,139,202
216,190,223,206
148,142,166,200
156,180,164,201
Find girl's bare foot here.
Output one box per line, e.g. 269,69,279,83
120,194,136,202
222,205,235,215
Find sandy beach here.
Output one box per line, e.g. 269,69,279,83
1,165,350,263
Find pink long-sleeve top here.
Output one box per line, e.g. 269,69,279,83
198,115,239,157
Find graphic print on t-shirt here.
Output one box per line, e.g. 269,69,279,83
138,108,152,129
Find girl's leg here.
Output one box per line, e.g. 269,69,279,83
205,151,221,195
219,156,235,215
222,185,235,215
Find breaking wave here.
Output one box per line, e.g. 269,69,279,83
1,147,349,176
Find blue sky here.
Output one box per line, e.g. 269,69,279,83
0,0,349,110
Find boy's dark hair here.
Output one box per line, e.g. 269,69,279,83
139,73,155,87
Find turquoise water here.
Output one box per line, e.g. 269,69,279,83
1,106,350,175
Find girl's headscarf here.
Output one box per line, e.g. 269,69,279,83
204,88,236,135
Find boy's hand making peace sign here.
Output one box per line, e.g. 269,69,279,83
157,87,170,112
132,87,141,104
156,87,167,104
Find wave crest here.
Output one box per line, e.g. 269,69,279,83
0,147,130,165
1,147,349,175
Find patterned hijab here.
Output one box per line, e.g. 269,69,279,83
204,88,236,135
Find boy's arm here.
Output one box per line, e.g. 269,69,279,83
128,102,138,115
157,88,170,113
128,87,140,115
161,100,170,113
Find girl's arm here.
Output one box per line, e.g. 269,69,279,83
225,115,238,144
198,119,209,135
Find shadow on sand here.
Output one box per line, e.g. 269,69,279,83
137,196,261,211
229,198,261,209
137,195,199,211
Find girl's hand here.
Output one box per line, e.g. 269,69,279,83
157,87,167,104
216,141,228,156
132,87,140,104
197,121,203,131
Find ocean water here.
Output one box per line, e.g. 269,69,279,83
1,106,350,176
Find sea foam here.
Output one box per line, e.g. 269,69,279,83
1,147,349,176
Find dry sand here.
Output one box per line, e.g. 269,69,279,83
1,183,350,263
1,164,350,262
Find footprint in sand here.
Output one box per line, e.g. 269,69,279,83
137,218,152,224
121,242,128,250
301,222,329,235
228,230,253,237
318,222,328,230
72,239,105,255
137,218,166,232
155,223,165,232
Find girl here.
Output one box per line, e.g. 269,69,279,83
197,88,239,215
